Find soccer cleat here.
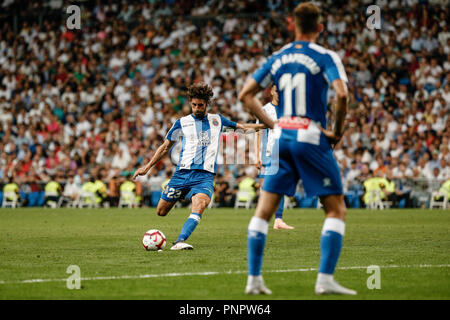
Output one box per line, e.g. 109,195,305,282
273,219,294,230
170,241,194,251
315,279,357,295
245,276,272,295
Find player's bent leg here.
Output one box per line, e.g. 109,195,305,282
315,194,356,295
171,193,211,251
246,191,282,295
156,198,177,216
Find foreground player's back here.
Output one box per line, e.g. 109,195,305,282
254,41,347,128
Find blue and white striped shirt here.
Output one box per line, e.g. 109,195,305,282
166,113,236,174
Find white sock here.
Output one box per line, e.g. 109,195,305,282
247,275,263,285
317,272,334,284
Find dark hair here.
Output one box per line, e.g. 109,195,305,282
187,82,214,104
294,2,321,35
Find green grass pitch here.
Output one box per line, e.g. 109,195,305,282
0,207,449,300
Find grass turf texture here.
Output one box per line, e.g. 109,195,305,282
0,208,448,300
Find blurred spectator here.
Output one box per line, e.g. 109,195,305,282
2,176,20,204
382,169,412,208
60,173,79,207
438,179,450,199
94,173,108,206
237,166,259,205
81,177,102,206
43,176,62,207
214,174,235,207
108,169,122,207
362,171,388,208
120,176,140,206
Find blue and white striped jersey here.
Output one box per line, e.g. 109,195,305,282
166,113,236,174
253,41,347,129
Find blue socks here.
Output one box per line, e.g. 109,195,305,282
176,213,202,242
247,217,269,276
318,218,345,275
247,215,344,279
275,196,285,219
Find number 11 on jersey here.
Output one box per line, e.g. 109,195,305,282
279,73,306,117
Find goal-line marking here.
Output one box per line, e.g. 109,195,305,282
0,264,449,285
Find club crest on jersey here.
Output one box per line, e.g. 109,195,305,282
199,131,210,146
212,119,219,126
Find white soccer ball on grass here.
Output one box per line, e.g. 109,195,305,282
142,229,166,251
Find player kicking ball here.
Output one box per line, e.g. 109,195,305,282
134,82,265,251
255,85,294,230
239,2,356,295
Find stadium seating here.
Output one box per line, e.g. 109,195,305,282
44,191,60,208
118,190,139,208
366,190,392,210
1,192,19,208
234,191,254,209
429,191,449,209
75,191,98,209
0,1,448,210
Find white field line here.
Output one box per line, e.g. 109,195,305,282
0,264,449,285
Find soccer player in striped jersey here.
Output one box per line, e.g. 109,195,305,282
255,85,294,230
239,2,356,295
134,82,264,250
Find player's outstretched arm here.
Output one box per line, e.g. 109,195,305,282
235,122,268,132
133,139,175,180
238,79,275,129
319,79,348,148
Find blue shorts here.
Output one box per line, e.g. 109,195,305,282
161,169,214,202
260,164,273,179
262,129,343,197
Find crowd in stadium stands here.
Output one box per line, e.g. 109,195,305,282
0,0,448,208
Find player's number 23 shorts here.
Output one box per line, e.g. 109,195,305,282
161,169,214,202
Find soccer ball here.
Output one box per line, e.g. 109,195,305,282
142,229,166,251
